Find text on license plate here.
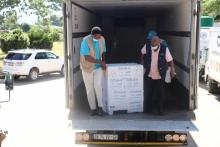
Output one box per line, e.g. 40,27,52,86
93,134,118,141
8,63,14,66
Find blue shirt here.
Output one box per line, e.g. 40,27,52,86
80,37,106,69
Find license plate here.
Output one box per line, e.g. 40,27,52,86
93,134,118,141
8,63,14,66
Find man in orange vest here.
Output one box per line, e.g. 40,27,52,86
80,26,107,116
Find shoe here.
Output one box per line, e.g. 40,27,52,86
97,107,105,116
158,107,165,116
158,111,164,116
90,110,97,116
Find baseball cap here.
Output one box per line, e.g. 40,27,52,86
146,30,157,40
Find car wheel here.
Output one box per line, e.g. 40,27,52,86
14,75,20,80
207,78,219,94
60,65,64,76
29,68,39,81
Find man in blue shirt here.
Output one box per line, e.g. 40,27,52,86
80,26,107,116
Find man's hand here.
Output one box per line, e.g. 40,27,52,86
0,131,7,145
170,69,176,78
167,61,176,79
100,61,107,70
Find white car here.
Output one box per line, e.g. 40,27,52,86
2,49,64,80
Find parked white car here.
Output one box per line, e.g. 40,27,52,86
2,49,64,80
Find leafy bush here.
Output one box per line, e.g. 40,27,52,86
28,25,53,50
0,29,30,53
48,29,60,42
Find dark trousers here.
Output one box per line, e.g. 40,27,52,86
144,75,165,113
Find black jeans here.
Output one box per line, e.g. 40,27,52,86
144,75,165,113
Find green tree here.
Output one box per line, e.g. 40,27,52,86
1,10,18,30
202,0,220,20
28,0,63,26
0,29,30,53
0,0,20,11
20,23,31,32
51,15,63,27
28,25,53,49
0,0,27,27
0,0,63,28
48,29,60,41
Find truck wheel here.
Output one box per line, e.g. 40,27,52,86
29,68,39,81
199,75,203,82
14,75,20,80
199,69,205,82
207,79,219,93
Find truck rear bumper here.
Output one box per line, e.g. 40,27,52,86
76,141,186,146
75,131,188,146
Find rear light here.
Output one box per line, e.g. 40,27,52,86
15,61,24,66
75,133,90,141
75,133,83,141
179,134,187,142
165,133,186,142
82,133,90,141
165,134,173,142
172,134,180,142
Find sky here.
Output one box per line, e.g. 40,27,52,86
17,12,38,25
17,10,62,25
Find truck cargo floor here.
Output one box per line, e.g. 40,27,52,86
69,83,197,131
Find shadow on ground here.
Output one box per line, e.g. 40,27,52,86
14,73,64,86
199,81,220,102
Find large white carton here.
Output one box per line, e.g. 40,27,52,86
103,63,144,115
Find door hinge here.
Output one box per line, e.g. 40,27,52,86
193,9,198,16
192,53,195,60
67,55,71,60
191,94,195,100
66,11,70,18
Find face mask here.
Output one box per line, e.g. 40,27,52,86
93,38,99,42
151,45,158,50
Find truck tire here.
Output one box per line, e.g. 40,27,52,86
199,75,203,82
29,68,39,81
14,75,20,80
199,68,205,82
207,79,219,93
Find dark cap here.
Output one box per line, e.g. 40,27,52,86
91,26,102,35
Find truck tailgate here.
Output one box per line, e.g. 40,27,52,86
70,113,197,131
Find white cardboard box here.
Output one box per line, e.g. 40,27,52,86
103,63,144,115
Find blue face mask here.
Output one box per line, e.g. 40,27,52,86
93,38,99,42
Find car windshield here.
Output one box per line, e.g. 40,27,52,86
5,53,32,60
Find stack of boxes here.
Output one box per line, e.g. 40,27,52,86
103,63,144,115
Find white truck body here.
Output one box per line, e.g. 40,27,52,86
199,28,210,77
204,28,220,93
63,0,200,145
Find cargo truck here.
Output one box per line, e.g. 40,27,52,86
63,0,200,145
199,16,214,80
204,28,220,93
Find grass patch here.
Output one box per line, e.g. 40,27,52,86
52,41,64,57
